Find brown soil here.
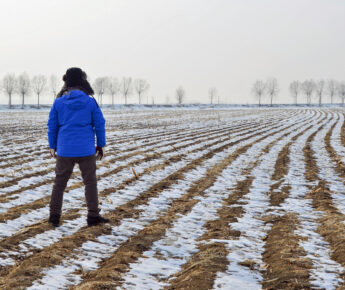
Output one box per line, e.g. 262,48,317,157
1,120,276,289
303,114,345,279
72,117,308,289
0,110,321,289
324,113,345,178
0,125,239,222
165,114,318,290
262,213,312,289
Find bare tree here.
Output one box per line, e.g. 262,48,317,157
120,77,133,105
176,86,185,104
252,80,265,106
134,79,150,104
326,79,337,104
2,74,16,109
50,75,59,99
32,75,47,109
17,72,31,109
315,80,325,106
208,87,217,104
302,80,315,105
93,77,108,107
289,81,300,104
338,82,345,106
106,77,119,107
266,78,279,106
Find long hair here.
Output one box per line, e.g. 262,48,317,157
56,68,95,98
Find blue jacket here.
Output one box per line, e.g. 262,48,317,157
47,90,106,157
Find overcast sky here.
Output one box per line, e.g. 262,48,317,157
0,0,344,105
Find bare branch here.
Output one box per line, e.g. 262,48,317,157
266,78,279,106
289,81,300,104
134,79,150,105
106,77,119,106
32,75,47,108
252,80,265,106
17,72,31,109
2,74,16,108
326,79,337,104
120,77,133,105
50,75,59,99
337,82,345,106
176,86,185,104
93,77,109,107
315,80,325,106
208,87,217,105
301,80,315,105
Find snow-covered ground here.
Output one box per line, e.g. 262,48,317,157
1,108,345,290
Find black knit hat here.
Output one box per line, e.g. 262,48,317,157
56,67,95,97
63,67,84,87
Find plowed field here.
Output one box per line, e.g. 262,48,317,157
1,108,345,289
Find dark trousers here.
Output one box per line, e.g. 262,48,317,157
50,154,99,217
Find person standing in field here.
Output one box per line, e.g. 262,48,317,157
47,67,109,227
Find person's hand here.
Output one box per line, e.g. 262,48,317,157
96,146,104,160
49,149,56,158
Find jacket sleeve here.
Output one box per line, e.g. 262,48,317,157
91,100,106,147
47,101,59,149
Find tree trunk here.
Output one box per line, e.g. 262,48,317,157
38,93,40,109
112,94,114,107
8,93,11,109
22,93,24,109
125,95,127,105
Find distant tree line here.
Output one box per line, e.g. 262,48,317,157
4,73,344,108
0,73,155,108
288,79,345,106
252,78,345,106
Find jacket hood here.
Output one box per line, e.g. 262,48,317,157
62,90,89,110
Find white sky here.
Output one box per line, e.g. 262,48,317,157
0,0,344,105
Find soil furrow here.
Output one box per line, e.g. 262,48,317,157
0,117,290,247
324,112,345,178
262,213,312,289
0,123,239,197
302,113,345,284
0,116,295,289
260,115,330,289
0,118,280,220
69,115,310,289
162,114,320,290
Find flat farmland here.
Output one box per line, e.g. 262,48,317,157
1,108,345,289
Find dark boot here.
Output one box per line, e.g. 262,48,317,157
48,214,61,227
87,215,110,226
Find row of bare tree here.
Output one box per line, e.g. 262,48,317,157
2,73,49,109
92,77,151,106
289,79,345,106
1,73,152,108
252,78,280,106
252,78,345,106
